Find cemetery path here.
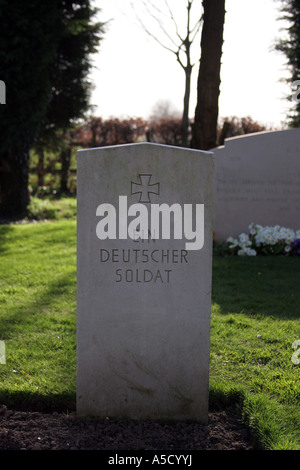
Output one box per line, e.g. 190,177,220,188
0,404,253,450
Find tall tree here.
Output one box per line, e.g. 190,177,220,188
0,0,57,217
35,0,104,194
191,0,226,150
275,0,300,126
0,0,103,217
132,0,202,147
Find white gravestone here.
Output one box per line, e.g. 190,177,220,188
213,129,300,241
76,142,214,422
0,80,5,105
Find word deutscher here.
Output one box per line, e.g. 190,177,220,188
100,248,188,264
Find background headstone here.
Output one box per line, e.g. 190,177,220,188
0,341,5,364
213,129,300,241
77,142,214,422
0,80,5,105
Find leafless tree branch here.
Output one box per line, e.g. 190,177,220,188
132,13,177,57
137,0,179,50
190,18,202,42
163,0,184,43
129,0,203,146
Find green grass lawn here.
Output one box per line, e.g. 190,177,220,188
0,215,77,411
0,198,299,449
211,256,300,449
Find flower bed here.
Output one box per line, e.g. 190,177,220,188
217,224,300,256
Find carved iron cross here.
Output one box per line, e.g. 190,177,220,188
131,174,160,203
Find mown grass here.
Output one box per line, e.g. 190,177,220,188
0,210,76,411
210,256,300,449
0,197,299,449
26,195,77,221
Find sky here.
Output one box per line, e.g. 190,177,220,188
89,0,291,129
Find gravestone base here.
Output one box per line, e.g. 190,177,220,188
76,143,214,423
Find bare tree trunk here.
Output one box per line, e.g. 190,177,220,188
180,0,194,147
60,147,71,194
181,61,192,147
37,148,45,187
191,0,225,150
132,0,201,148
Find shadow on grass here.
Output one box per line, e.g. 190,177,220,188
0,219,76,253
0,389,76,413
0,225,18,254
0,270,76,411
0,270,76,339
212,256,300,320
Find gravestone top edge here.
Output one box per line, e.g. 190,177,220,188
77,141,213,156
211,127,300,151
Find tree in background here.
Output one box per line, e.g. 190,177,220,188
217,116,271,145
149,99,181,120
0,0,56,217
192,0,226,150
146,117,187,146
275,0,300,126
0,0,103,217
72,117,148,148
34,0,104,195
131,0,202,147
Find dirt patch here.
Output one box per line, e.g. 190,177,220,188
0,405,253,450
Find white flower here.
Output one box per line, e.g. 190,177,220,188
226,236,239,249
239,233,249,243
285,230,295,243
248,223,257,235
244,247,257,256
229,241,238,249
239,233,252,248
237,247,256,256
226,225,300,256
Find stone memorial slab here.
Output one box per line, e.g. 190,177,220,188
0,341,5,364
76,142,214,422
0,80,5,105
213,129,300,241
